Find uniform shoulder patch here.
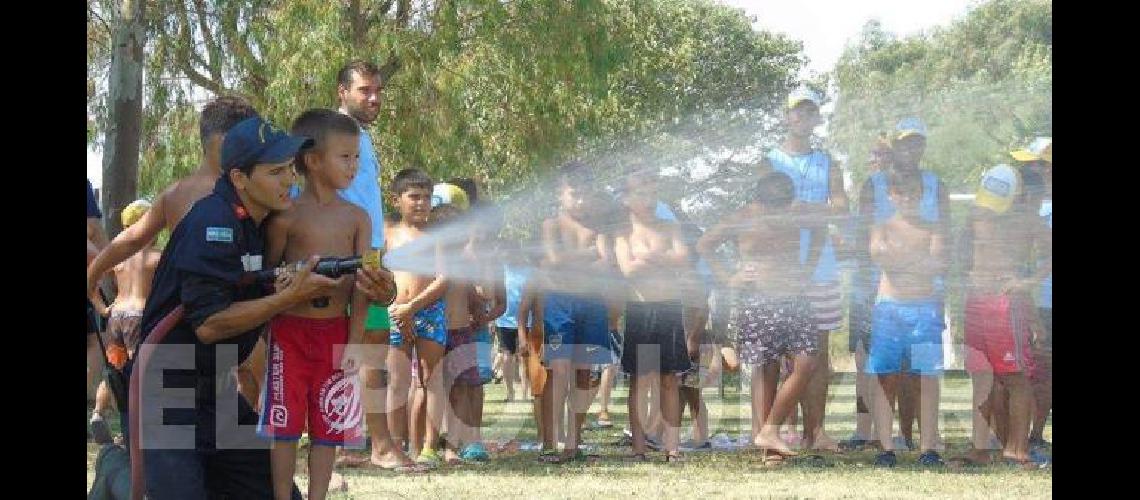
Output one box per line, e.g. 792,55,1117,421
206,226,234,243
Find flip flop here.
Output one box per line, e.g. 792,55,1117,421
760,451,786,467
415,448,443,467
460,443,491,462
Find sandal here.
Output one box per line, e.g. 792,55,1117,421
918,450,945,467
760,451,786,467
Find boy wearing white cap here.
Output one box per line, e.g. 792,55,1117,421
958,164,1050,467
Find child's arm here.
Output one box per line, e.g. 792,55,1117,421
486,275,507,323
696,213,735,285
614,234,652,277
661,223,693,266
541,218,563,267
589,232,616,272
86,188,169,298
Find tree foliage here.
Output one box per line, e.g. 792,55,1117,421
828,0,1052,194
87,0,805,211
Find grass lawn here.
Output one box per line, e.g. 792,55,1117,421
87,365,1051,498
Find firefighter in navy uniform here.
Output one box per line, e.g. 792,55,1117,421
131,116,338,499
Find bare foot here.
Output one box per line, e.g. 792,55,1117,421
809,432,840,452
443,448,462,465
754,433,798,457
371,448,416,469
947,449,994,469
1002,451,1031,463
335,450,371,468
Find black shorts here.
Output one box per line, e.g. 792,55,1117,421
622,301,691,375
497,327,519,354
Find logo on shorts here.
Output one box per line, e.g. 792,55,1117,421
270,405,288,427
549,333,563,351
320,374,363,433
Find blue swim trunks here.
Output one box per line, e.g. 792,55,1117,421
866,298,945,376
390,300,448,347
543,292,612,365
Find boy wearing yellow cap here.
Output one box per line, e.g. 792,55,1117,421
958,164,1050,467
88,199,162,444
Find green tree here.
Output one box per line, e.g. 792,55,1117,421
87,0,806,227
828,0,1052,194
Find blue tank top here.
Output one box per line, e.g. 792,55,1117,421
866,169,945,297
495,265,534,328
767,148,838,284
1039,199,1052,309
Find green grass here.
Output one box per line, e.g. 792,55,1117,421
87,368,1050,498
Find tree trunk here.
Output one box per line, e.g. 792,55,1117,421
101,0,146,238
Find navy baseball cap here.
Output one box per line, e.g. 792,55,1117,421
221,116,313,171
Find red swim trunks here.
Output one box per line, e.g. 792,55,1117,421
964,294,1036,375
258,315,363,446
